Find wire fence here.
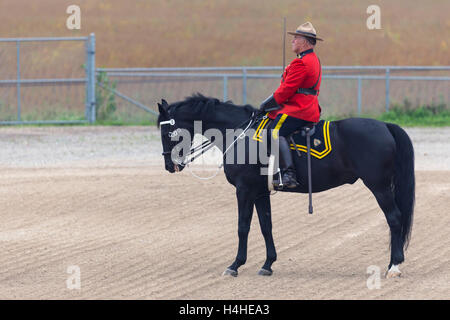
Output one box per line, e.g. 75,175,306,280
0,34,95,124
98,66,450,121
0,33,449,124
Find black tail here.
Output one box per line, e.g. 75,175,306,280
387,123,415,250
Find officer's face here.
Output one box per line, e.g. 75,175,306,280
291,35,306,54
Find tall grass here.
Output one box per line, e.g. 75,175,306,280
1,0,448,125
1,0,449,67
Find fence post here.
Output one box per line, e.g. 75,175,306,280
86,33,96,123
16,40,21,122
242,68,247,105
385,68,390,112
223,75,228,102
85,39,89,121
357,77,362,116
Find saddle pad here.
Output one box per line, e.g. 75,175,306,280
252,118,332,159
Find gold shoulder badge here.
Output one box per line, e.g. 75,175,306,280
314,139,321,147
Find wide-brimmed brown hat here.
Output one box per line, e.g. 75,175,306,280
287,21,323,41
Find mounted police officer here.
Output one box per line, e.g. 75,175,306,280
259,21,323,188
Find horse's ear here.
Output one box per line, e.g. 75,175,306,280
158,102,164,114
158,99,169,114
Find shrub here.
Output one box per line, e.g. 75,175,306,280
95,71,118,121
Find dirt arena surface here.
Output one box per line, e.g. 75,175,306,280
0,126,449,299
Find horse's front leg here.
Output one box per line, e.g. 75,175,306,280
255,193,277,276
223,186,255,277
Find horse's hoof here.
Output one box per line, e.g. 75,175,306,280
222,268,238,277
258,268,273,276
385,265,402,278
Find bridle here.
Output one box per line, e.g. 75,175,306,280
160,111,261,169
160,118,216,169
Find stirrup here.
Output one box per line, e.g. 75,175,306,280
282,171,299,188
273,168,283,188
282,178,299,189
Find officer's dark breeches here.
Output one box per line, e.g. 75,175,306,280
278,136,295,173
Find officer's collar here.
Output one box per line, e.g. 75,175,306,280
297,48,314,58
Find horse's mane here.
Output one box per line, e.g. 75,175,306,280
157,93,256,127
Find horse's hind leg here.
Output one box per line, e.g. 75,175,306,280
255,194,277,276
365,182,405,278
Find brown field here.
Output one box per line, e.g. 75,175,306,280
0,126,449,299
1,0,449,69
1,1,449,121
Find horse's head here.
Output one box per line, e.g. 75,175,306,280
157,94,254,174
157,99,192,173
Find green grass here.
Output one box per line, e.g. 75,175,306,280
378,104,450,127
2,101,448,127
323,102,450,127
0,110,157,126
95,116,157,126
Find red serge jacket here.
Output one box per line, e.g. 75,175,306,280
269,49,321,122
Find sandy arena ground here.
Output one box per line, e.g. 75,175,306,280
0,126,449,299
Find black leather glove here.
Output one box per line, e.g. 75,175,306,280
259,94,280,113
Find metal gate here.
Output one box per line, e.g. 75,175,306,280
0,34,96,124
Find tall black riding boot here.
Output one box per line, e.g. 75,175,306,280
278,136,299,188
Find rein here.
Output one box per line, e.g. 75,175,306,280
219,112,257,168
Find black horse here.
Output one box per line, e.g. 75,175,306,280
157,94,415,278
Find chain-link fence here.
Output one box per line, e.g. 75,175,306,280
98,66,450,122
0,35,95,124
1,33,448,124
